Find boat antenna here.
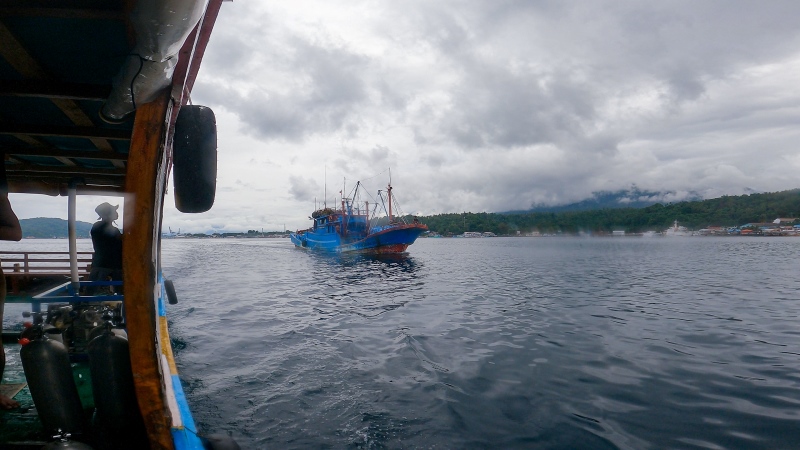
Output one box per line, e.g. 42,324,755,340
324,166,327,209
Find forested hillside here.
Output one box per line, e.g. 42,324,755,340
19,218,92,238
417,189,800,235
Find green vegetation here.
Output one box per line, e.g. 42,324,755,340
17,189,800,238
415,189,800,235
19,218,92,239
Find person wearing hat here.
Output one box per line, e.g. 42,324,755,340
0,164,22,409
89,202,123,293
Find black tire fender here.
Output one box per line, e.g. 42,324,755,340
202,434,241,450
173,105,217,213
164,279,178,305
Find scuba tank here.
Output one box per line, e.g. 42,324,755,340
87,304,127,342
87,325,147,450
87,324,127,342
44,327,66,345
20,328,86,437
41,430,94,449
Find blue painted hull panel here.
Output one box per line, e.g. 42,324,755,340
291,224,426,253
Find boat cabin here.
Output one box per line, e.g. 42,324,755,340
1,0,234,448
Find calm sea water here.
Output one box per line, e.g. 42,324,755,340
158,237,800,450
4,238,800,449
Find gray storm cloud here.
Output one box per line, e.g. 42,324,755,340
172,0,800,230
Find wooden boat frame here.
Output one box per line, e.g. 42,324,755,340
1,1,227,448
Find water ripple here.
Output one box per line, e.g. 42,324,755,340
156,237,800,449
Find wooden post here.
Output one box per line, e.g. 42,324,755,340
67,180,79,290
11,263,19,295
123,91,175,450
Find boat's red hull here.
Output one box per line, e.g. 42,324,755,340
361,243,409,254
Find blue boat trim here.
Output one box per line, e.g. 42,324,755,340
158,274,168,317
170,374,204,449
158,272,205,449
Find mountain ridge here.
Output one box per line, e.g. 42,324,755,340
417,188,800,235
19,218,93,239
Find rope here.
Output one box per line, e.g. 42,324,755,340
129,54,146,110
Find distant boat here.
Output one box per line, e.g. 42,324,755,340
664,220,691,236
291,180,428,253
162,227,187,238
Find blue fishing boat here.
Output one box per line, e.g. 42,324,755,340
291,181,428,253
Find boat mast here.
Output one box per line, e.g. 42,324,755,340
387,183,393,223
341,195,346,237
387,169,393,223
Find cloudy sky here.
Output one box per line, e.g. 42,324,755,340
13,1,800,233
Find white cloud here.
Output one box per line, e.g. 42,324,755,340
24,1,800,233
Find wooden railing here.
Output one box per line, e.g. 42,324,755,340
0,251,93,275
1,251,93,296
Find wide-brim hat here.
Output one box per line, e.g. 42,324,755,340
95,202,119,218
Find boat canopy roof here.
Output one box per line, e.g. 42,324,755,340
0,0,222,197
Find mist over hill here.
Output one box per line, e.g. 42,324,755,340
19,218,92,239
506,186,706,214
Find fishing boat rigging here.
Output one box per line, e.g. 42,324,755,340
291,178,428,254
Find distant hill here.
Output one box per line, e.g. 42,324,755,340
505,186,705,214
19,218,92,239
418,188,800,235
